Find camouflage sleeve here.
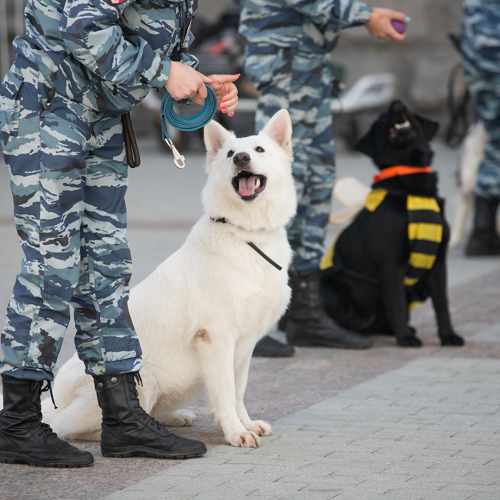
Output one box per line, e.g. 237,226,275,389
285,0,372,28
180,53,199,70
179,32,199,70
59,0,172,88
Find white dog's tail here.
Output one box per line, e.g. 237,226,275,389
329,177,371,225
449,122,488,248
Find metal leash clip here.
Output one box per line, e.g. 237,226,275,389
164,137,186,169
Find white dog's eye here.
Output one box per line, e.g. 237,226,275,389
227,150,234,158
255,147,265,153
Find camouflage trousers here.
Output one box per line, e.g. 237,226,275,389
244,45,335,272
462,3,500,199
0,57,142,381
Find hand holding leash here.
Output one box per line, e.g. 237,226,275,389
160,83,217,169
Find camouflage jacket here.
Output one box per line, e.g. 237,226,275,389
13,0,198,114
237,0,372,53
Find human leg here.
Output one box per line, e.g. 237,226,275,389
72,114,142,376
0,71,93,380
76,114,206,458
253,49,371,349
462,11,500,255
0,59,95,466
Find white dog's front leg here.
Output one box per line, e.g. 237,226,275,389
196,330,260,447
234,340,272,438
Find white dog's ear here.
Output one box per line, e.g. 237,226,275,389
204,120,233,161
261,109,292,155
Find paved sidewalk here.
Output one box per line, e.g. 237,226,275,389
1,139,500,500
103,357,500,500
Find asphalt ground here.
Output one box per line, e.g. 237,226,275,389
1,133,500,500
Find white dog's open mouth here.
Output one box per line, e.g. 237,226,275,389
232,171,267,201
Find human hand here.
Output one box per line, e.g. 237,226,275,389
164,61,214,103
207,74,240,116
365,8,407,42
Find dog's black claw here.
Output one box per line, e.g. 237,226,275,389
440,333,465,346
397,335,423,347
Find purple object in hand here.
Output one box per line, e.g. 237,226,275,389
391,20,406,33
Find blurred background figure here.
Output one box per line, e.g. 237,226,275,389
461,0,500,256
239,0,407,357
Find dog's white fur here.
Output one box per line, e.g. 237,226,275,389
449,121,487,248
41,110,297,448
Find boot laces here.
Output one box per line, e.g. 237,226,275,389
35,421,58,442
40,380,58,409
126,373,165,432
29,381,58,441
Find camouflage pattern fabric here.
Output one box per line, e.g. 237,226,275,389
246,46,335,271
241,0,372,271
14,0,198,115
238,0,372,53
0,2,197,380
0,57,142,381
462,0,500,199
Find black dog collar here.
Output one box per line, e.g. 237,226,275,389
210,216,282,271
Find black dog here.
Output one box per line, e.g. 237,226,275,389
320,100,464,347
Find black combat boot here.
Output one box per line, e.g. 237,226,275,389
93,373,207,459
465,196,500,256
0,374,94,467
253,335,295,357
285,270,373,349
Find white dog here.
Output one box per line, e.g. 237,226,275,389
42,109,297,448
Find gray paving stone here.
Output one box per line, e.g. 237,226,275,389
440,483,500,495
427,458,497,469
467,494,500,500
403,476,449,490
249,490,342,500
105,492,186,500
102,358,500,500
225,455,309,467
416,492,474,500
196,496,283,500
287,475,365,487
248,465,333,477
458,472,499,486
382,467,468,479
469,321,500,343
340,487,425,500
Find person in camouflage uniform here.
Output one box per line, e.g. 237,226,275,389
240,0,407,355
0,0,238,468
461,0,500,256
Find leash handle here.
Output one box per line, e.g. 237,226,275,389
160,84,217,169
121,113,141,168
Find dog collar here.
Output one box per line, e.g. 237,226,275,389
373,165,431,183
210,216,282,271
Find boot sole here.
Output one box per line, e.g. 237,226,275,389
253,350,295,357
291,339,372,349
0,451,94,468
101,444,207,460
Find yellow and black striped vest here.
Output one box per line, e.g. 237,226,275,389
321,189,443,309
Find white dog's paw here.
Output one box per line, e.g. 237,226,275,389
161,410,196,427
246,420,273,436
230,430,261,448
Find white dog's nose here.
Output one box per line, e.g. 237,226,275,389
233,152,250,168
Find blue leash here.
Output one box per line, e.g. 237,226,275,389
160,83,217,168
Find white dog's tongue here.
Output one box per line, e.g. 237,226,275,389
239,176,259,197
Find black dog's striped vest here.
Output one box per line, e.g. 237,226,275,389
321,189,443,311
